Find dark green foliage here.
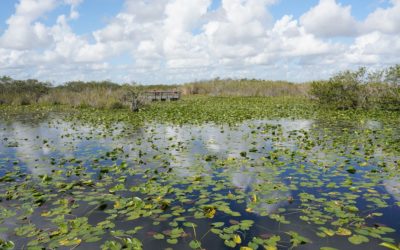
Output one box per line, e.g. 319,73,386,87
58,80,121,92
109,101,124,109
311,68,367,109
385,65,400,86
311,65,400,110
0,76,51,105
380,65,400,109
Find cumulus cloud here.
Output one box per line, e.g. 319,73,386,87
0,0,399,84
0,0,84,50
345,31,400,64
0,0,56,50
64,0,83,19
300,0,358,37
204,0,274,60
362,0,400,34
162,0,212,68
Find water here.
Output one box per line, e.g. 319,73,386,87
0,113,399,249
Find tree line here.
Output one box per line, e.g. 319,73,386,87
1,65,399,110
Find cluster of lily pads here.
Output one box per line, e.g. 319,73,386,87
0,97,399,249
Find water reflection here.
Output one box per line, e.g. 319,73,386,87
384,178,400,202
1,114,400,249
232,170,290,215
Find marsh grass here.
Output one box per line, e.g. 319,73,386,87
180,79,310,97
41,87,128,109
1,65,399,110
0,77,308,109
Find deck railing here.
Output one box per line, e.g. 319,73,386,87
143,91,181,101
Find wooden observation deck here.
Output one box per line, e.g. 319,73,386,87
143,91,181,101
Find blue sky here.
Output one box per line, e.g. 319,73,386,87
0,0,399,84
0,0,389,33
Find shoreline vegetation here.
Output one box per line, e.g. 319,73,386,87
0,65,399,111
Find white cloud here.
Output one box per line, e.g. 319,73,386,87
223,0,275,25
345,31,400,64
64,0,83,19
93,13,134,43
271,15,334,57
0,0,399,84
163,0,212,68
124,0,167,22
362,0,400,34
300,0,358,37
11,0,56,22
0,0,56,50
200,0,278,67
164,0,211,34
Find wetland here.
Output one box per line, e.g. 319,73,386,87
0,97,399,250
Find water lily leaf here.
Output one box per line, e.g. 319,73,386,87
286,231,311,247
348,235,369,245
126,226,143,235
86,236,102,243
263,235,280,250
211,228,222,234
101,240,122,250
59,237,81,246
212,222,224,228
123,238,142,249
380,242,400,250
336,228,352,236
377,227,396,233
299,216,309,221
167,238,178,244
183,222,197,228
153,233,165,240
319,227,335,237
189,240,201,249
224,240,236,248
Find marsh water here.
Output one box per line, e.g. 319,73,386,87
0,112,399,249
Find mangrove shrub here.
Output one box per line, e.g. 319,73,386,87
310,66,400,110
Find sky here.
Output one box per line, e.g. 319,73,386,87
0,0,399,85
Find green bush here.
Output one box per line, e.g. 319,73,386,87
109,101,124,109
385,65,400,86
310,66,400,110
379,86,400,110
0,76,51,104
310,69,364,109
